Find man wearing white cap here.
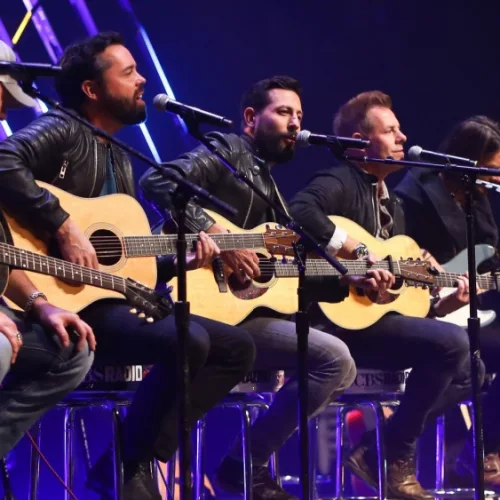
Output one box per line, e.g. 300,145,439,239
0,41,96,489
0,41,37,112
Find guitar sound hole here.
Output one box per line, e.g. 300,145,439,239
227,256,274,300
90,229,123,266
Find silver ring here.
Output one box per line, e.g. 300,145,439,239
16,332,22,342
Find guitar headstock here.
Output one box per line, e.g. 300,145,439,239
124,278,173,322
397,258,439,286
263,225,299,256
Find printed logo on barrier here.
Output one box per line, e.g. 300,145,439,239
80,365,152,390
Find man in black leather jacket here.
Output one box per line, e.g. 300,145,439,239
290,90,481,500
140,76,396,499
0,32,256,500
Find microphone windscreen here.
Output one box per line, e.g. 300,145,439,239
407,145,423,161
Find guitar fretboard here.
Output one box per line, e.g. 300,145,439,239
434,272,498,290
123,233,269,256
262,259,394,277
0,242,127,293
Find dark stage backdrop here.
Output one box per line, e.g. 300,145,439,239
1,1,499,497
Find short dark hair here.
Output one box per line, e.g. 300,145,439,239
333,91,392,136
240,75,302,116
55,31,124,110
440,115,500,164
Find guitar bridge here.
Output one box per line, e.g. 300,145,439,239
212,257,228,293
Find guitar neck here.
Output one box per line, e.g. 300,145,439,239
435,272,498,290
0,242,127,293
123,233,267,256
272,259,392,277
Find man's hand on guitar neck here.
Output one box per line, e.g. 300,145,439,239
341,251,396,293
432,273,477,317
186,231,221,270
208,223,261,283
56,218,99,270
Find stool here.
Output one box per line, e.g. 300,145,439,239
194,370,285,500
432,399,496,498
28,364,174,500
331,368,409,500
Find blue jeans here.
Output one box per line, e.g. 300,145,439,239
227,317,356,466
0,306,94,459
329,313,481,459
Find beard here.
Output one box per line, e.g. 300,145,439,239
253,129,296,164
100,90,147,125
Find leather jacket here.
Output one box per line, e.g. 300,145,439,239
140,132,289,232
0,109,135,236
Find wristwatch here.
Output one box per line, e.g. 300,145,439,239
353,243,370,260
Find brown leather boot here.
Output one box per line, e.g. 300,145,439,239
345,437,433,500
484,453,500,489
386,456,433,500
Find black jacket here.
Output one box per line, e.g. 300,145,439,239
0,109,135,237
395,169,498,264
140,132,289,231
289,162,405,246
140,132,348,305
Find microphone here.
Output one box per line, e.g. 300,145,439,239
153,94,233,128
295,130,370,149
0,61,61,79
408,145,477,166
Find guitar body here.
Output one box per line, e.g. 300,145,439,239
4,182,157,312
169,210,298,324
436,244,497,328
319,217,430,330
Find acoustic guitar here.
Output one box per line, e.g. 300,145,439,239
4,182,296,312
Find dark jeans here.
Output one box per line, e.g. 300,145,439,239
79,299,255,463
323,313,478,459
470,321,500,454
0,306,94,458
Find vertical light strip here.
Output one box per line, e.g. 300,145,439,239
22,0,62,62
117,0,187,134
0,121,12,138
0,15,47,121
68,0,161,162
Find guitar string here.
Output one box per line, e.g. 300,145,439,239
0,242,128,292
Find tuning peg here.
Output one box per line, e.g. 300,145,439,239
138,312,146,319
146,317,154,323
129,308,138,314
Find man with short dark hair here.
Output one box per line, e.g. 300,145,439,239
139,76,396,499
0,33,256,500
289,91,479,500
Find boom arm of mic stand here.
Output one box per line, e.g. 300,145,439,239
341,154,500,177
19,83,237,218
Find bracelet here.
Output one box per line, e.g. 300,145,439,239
24,291,48,317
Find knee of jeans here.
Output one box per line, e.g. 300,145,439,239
313,337,356,380
0,337,12,383
187,323,211,370
230,329,256,372
66,344,94,388
437,324,470,366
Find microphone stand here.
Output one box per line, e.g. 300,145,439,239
18,81,237,500
343,154,500,500
183,123,348,500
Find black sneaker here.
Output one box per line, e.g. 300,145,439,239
86,448,161,500
216,456,298,500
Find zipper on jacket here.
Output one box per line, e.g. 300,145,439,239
58,159,69,179
242,169,255,229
